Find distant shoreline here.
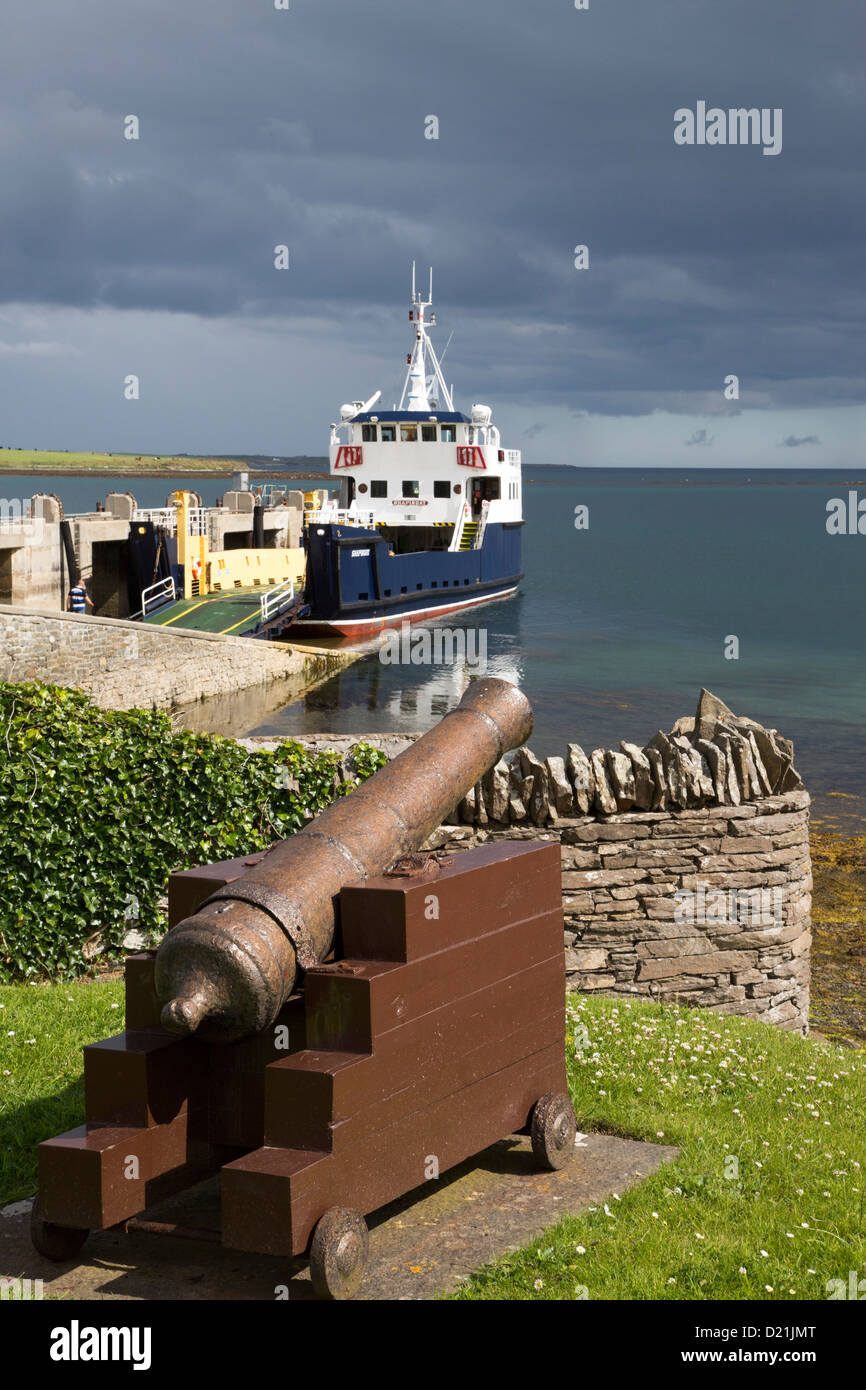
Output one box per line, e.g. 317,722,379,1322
525,475,866,487
0,466,330,481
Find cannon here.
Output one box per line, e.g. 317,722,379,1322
156,677,534,1041
32,679,575,1299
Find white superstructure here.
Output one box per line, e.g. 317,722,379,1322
323,266,522,545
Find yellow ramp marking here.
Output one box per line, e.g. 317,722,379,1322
156,600,208,626
219,611,259,634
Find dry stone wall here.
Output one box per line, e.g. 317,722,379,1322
274,689,812,1032
428,792,811,1032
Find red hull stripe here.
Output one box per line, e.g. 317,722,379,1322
293,586,518,639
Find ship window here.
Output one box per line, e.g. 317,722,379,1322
402,480,420,498
401,586,407,594
371,480,387,498
380,424,396,442
421,424,437,442
433,481,450,499
441,424,456,442
358,592,368,601
400,423,418,442
362,424,377,442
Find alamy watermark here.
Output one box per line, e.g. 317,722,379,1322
379,622,487,671
1,1276,44,1300
674,103,782,157
674,884,784,928
826,1271,866,1300
826,491,866,535
0,498,46,541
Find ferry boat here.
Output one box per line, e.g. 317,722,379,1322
293,267,524,639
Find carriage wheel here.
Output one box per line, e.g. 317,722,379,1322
30,1195,90,1262
309,1207,369,1301
530,1092,577,1171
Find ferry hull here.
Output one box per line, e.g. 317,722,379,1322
293,583,519,639
297,520,522,640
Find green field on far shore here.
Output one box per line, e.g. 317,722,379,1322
0,448,237,475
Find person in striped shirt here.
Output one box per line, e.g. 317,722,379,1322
66,574,94,614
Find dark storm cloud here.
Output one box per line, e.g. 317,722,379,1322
686,428,714,446
0,0,863,416
779,434,821,447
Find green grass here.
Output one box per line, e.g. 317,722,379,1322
3,983,864,1304
0,980,123,1206
0,448,235,473
453,994,866,1301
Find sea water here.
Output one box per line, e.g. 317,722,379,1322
5,467,864,824
250,468,866,824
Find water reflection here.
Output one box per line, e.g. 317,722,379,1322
249,604,525,740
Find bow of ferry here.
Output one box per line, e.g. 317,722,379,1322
294,267,524,639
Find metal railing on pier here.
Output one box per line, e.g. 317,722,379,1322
259,578,296,625
128,576,176,621
132,507,207,536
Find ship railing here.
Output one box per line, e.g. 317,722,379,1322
129,576,176,621
133,507,177,531
131,506,208,537
306,507,378,529
260,577,296,626
448,504,470,552
473,500,491,549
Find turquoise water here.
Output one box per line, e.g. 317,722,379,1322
249,468,866,822
5,467,864,821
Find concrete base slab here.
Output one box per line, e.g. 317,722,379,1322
1,1133,677,1301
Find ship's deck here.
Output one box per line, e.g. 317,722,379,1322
143,588,263,635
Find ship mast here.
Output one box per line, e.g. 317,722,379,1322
399,263,455,413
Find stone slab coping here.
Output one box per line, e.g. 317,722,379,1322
0,603,295,652
0,1133,677,1301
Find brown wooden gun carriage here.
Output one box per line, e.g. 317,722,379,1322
32,680,575,1299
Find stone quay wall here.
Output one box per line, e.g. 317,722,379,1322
0,605,348,714
424,793,811,1033
266,689,812,1031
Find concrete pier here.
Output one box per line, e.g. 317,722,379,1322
0,488,307,618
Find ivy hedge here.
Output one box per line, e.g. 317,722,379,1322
0,682,387,982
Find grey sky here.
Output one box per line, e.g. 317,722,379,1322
0,0,863,465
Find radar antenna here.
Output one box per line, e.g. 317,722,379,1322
399,263,454,413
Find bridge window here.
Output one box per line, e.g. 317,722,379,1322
433,481,450,499
362,424,377,442
402,480,420,498
371,480,387,498
400,423,418,442
441,424,456,443
421,423,437,442
381,424,396,442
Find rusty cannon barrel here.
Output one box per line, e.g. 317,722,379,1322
155,677,533,1042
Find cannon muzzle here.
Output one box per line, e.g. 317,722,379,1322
155,677,533,1041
